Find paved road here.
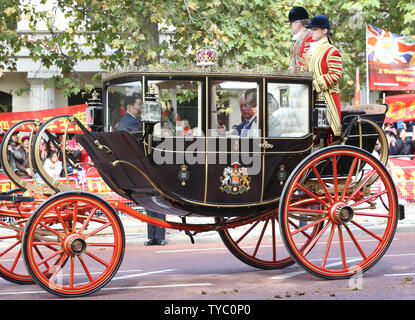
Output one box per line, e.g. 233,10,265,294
0,230,414,302
0,206,414,305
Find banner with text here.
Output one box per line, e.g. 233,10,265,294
0,104,87,133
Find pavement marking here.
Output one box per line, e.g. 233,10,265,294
155,239,396,254
0,282,213,296
102,283,213,292
0,269,181,296
271,252,415,280
384,273,415,277
271,258,361,280
112,269,176,281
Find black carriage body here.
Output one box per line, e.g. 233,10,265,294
77,66,316,217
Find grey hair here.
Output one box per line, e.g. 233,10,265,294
298,19,310,26
267,93,279,113
245,89,257,107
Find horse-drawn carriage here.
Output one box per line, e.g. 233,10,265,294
0,64,404,297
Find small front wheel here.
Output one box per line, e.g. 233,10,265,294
23,192,125,297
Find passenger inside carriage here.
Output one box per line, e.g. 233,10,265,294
233,88,259,137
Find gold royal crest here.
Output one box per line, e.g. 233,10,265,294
219,162,251,195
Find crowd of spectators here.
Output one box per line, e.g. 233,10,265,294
2,131,90,180
384,121,415,157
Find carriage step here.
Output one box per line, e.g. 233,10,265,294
398,204,405,220
0,195,35,203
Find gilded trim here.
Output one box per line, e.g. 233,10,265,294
204,76,209,203
260,78,266,202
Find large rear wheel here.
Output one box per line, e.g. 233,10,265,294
279,145,398,279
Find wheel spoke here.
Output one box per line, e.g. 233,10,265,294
295,183,329,208
340,157,359,202
78,255,94,282
252,219,269,258
49,253,68,283
338,226,347,270
33,245,51,270
38,222,65,240
10,247,23,272
72,200,78,233
84,250,110,267
291,216,329,236
321,224,336,268
271,217,276,262
345,169,377,203
0,240,20,258
311,164,333,203
350,190,388,208
0,235,19,240
350,220,383,242
353,211,391,218
332,155,338,201
289,207,327,214
288,218,314,239
303,221,331,256
86,242,116,247
79,208,98,234
55,207,69,235
69,256,75,289
36,248,64,268
235,220,261,244
343,224,367,260
83,222,111,239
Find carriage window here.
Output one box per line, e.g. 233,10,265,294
267,83,309,137
210,81,259,137
106,80,142,131
148,80,203,137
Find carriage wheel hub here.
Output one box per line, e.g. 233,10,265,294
64,234,87,255
330,203,354,224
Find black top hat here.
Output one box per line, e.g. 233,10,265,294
306,14,331,29
286,6,309,23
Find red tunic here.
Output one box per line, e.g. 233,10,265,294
305,37,343,136
290,29,314,71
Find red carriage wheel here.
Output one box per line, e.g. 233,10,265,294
0,193,46,284
279,145,398,279
218,210,323,269
22,192,125,297
0,217,33,284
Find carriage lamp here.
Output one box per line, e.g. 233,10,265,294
316,107,330,129
142,85,162,123
85,90,104,132
313,95,330,129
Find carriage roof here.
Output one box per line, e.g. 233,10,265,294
101,64,314,82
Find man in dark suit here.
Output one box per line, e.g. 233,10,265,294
233,89,258,137
116,94,167,245
117,95,143,132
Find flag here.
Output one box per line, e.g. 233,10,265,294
367,25,415,65
367,25,415,91
353,67,360,105
384,92,415,123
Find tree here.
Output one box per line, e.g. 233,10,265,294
0,0,414,102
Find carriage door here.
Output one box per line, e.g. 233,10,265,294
148,77,206,203
206,79,263,205
261,81,313,202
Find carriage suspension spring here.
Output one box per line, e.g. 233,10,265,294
181,217,197,244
